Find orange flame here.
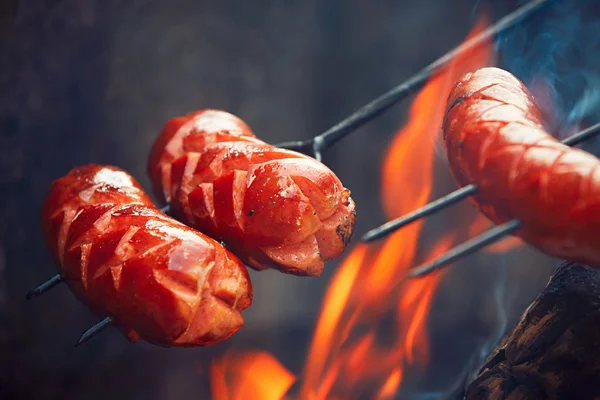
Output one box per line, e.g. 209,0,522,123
210,14,496,400
299,15,494,399
211,350,296,400
376,368,403,400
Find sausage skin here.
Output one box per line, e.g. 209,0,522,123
444,67,600,266
148,110,356,276
42,165,252,347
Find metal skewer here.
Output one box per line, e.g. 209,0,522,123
26,274,63,300
75,317,114,347
409,220,522,277
562,122,600,146
365,121,600,278
362,185,478,242
276,0,551,161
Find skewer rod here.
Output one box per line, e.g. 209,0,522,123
409,219,522,278
75,317,114,347
362,184,478,242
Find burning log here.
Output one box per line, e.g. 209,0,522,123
462,261,600,400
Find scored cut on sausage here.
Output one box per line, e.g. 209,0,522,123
444,67,600,266
148,109,356,277
42,164,252,347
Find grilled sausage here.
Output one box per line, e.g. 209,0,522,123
42,164,252,347
444,67,600,267
148,110,356,276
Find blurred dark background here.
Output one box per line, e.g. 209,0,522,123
2,0,590,399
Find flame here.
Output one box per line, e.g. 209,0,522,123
302,245,367,396
299,15,494,399
375,368,403,400
210,14,496,400
211,350,296,400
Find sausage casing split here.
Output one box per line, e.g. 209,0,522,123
148,110,356,276
42,165,252,347
444,67,600,266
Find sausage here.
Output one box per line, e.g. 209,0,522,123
444,67,600,267
42,164,252,347
148,110,356,276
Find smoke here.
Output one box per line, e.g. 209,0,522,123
497,0,600,140
479,257,508,362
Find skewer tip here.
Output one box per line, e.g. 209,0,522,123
159,204,171,215
408,264,438,278
75,317,113,347
26,274,63,300
361,229,384,243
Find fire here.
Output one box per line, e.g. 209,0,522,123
298,15,493,399
210,350,295,400
375,368,402,400
210,15,497,400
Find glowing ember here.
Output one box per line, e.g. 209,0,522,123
210,15,496,400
